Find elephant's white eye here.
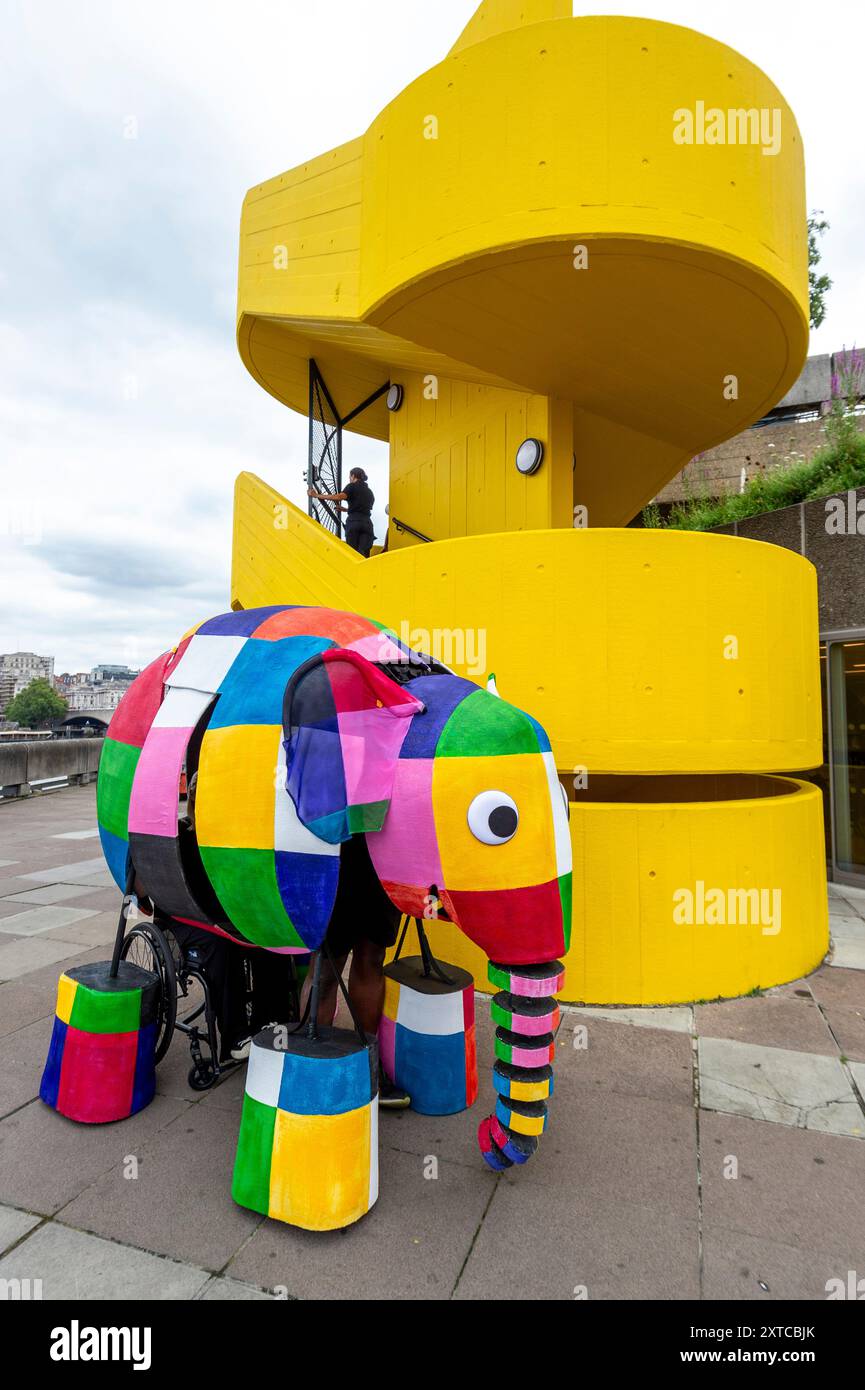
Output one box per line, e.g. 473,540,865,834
558,781,570,820
468,790,519,845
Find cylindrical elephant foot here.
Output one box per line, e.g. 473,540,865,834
379,956,477,1114
478,959,563,1170
39,961,159,1124
232,1025,379,1231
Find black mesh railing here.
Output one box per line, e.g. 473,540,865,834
308,363,343,538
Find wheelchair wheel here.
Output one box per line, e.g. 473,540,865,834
120,922,177,1063
188,1060,216,1091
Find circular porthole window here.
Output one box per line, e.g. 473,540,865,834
386,383,404,412
516,438,544,475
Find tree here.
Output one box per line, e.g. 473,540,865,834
808,211,832,330
5,678,67,729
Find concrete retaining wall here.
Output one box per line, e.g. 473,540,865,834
0,738,103,798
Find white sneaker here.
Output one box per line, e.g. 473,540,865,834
230,1037,252,1061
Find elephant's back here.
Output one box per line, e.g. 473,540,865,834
96,604,411,948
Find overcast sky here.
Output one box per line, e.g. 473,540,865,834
2,0,863,673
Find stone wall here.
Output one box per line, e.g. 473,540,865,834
711,486,865,632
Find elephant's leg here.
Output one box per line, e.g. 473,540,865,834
478,960,565,1170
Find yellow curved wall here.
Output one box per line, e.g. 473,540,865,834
232,477,822,774
390,780,828,1005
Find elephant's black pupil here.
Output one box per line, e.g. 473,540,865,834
489,805,518,839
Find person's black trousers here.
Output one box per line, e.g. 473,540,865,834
345,519,374,557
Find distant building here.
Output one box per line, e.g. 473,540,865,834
0,652,55,714
90,664,139,683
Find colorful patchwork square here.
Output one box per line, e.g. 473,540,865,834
232,1027,379,1232
379,958,478,1116
40,962,159,1124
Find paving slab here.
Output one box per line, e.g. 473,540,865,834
699,1037,864,1136
0,979,57,1038
563,1004,694,1034
227,1147,495,1300
0,905,100,938
556,1013,694,1107
21,856,110,883
702,1226,865,1301
830,915,865,942
455,1181,699,1301
0,1094,190,1215
0,934,90,982
59,1101,263,1272
0,1015,63,1119
43,914,118,949
509,1084,699,1220
850,1061,865,1099
199,1276,276,1300
0,860,20,870
51,829,100,840
694,994,839,1056
3,884,101,906
0,1222,209,1300
0,1203,41,1254
809,965,865,1011
11,944,107,991
830,938,865,971
700,1110,865,1254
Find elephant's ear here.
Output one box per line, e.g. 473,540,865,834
283,649,424,845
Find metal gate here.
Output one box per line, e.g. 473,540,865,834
307,362,343,538
306,360,391,541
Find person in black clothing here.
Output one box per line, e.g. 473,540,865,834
308,467,376,556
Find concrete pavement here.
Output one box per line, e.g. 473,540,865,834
0,785,863,1300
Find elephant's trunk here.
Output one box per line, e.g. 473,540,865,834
478,960,565,1170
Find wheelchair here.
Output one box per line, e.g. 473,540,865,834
118,910,304,1092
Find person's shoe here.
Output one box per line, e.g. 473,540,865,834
379,1074,411,1109
230,1036,253,1062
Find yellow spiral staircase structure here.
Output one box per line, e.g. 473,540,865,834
231,0,827,1003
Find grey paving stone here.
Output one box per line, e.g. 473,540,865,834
0,979,57,1038
830,915,865,941
0,1222,209,1300
831,938,865,971
3,884,99,906
0,861,20,870
703,1226,865,1301
850,1061,865,1098
0,905,100,938
504,1084,699,1220
199,1276,277,1300
0,1203,41,1253
51,829,100,840
455,1181,699,1300
556,1013,694,1107
43,914,118,949
0,935,89,982
563,1004,693,1034
226,1147,495,1300
694,994,839,1057
0,1015,62,1119
700,1110,865,1254
699,1037,865,1136
10,944,106,991
59,1102,263,1271
22,857,109,884
0,1094,190,1214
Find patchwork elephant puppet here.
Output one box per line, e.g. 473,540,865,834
97,605,572,1170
